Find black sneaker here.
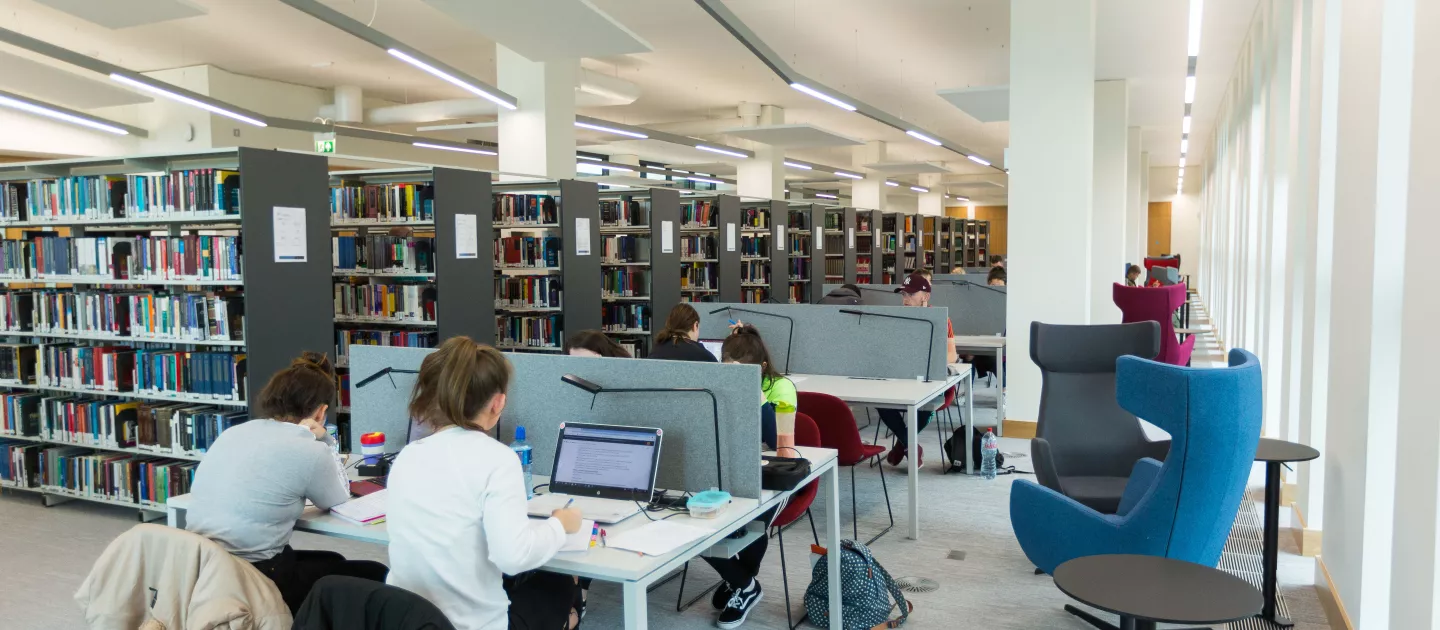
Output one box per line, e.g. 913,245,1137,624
711,582,735,610
716,580,763,629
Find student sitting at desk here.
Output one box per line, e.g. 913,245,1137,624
648,303,717,362
987,267,1007,286
1125,264,1143,287
564,329,633,358
183,352,388,612
386,337,585,630
880,273,960,468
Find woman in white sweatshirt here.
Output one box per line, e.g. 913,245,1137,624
386,337,584,630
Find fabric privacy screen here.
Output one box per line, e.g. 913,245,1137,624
826,280,1007,336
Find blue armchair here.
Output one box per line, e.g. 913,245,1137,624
1010,348,1262,577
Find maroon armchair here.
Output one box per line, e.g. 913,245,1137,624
1113,282,1194,366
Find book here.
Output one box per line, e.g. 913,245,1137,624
331,488,388,526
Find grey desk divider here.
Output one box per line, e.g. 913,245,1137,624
828,280,1007,336
348,345,764,499
698,303,950,381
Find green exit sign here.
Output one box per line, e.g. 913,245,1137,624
316,139,335,153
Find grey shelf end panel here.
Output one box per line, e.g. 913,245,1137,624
866,209,883,283
768,200,789,302
716,194,742,303
649,188,682,321
843,207,858,284
238,148,333,411
560,179,602,333
433,168,493,343
807,204,824,303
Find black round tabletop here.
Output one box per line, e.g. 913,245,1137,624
1053,555,1262,624
1255,438,1320,463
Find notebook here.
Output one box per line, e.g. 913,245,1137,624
558,519,598,553
331,488,388,526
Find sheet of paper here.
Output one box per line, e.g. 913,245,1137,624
559,519,598,552
606,520,713,556
848,227,855,249
816,230,823,250
661,220,675,254
776,225,786,250
455,213,479,259
726,223,737,252
576,218,592,256
272,206,307,262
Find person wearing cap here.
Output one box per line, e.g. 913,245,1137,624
879,273,960,468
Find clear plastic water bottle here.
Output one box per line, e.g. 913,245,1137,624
981,428,999,480
512,426,534,498
325,424,347,488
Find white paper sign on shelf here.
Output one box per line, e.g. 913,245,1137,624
726,223,737,252
455,214,478,259
661,220,675,254
776,225,786,250
816,230,823,251
848,227,855,249
272,206,307,263
576,218,592,256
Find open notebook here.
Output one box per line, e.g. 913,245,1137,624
331,489,388,525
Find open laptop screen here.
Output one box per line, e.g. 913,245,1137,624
700,338,726,361
548,423,663,501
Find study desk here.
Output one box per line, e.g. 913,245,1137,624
167,447,843,630
953,334,1006,427
790,367,972,541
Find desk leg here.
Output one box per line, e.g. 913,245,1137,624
906,405,920,540
995,349,1005,434
824,464,843,629
167,506,184,529
966,371,976,473
1260,461,1293,626
623,581,648,630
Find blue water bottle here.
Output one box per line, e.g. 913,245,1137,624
512,426,533,498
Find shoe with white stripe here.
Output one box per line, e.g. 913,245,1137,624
716,579,763,629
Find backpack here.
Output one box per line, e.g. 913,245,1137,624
943,427,1013,474
804,540,912,629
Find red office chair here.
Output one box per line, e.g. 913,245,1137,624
871,386,965,474
773,413,821,629
800,392,894,544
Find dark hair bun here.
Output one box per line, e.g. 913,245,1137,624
733,323,761,337
292,351,333,374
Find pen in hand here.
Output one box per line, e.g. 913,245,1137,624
563,498,575,510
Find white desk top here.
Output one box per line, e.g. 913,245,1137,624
169,447,839,584
790,368,969,407
952,335,1006,349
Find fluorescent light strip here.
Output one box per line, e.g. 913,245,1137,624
574,121,648,139
910,186,929,193
1187,0,1205,56
0,94,129,135
783,161,813,170
954,196,970,202
685,176,724,185
815,193,838,199
576,155,602,161
790,83,857,111
885,181,900,187
967,155,991,167
906,130,942,146
1184,76,1197,104
834,171,863,180
388,49,515,110
577,163,635,173
1179,157,1187,169
695,144,748,158
1180,138,1189,154
110,73,267,127
1182,115,1192,134
413,141,497,156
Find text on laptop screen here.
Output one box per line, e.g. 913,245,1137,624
553,426,659,493
700,339,725,361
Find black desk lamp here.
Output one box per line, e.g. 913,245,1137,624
707,306,794,374
354,366,421,389
838,308,936,382
350,366,422,477
560,374,724,493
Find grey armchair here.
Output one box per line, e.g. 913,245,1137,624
1029,321,1168,514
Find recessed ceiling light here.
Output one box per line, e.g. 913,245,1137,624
1182,115,1192,134
966,155,991,167
1180,138,1189,154
1187,0,1205,56
111,73,267,127
413,141,497,156
388,49,516,110
575,121,648,139
790,83,857,111
1184,76,1197,104
695,145,748,158
783,161,813,170
906,130,942,146
834,171,863,180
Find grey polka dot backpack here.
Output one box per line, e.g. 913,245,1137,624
804,540,913,629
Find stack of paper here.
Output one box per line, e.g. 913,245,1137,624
331,489,388,526
559,520,598,553
605,521,712,556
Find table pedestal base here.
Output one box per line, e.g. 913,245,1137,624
1064,605,1209,630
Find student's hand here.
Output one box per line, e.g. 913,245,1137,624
299,417,327,440
553,507,583,534
728,319,744,334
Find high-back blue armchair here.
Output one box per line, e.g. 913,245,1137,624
1010,348,1262,576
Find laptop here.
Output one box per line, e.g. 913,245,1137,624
700,338,726,361
525,422,663,524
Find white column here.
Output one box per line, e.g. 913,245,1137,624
1125,127,1143,265
1262,0,1297,440
851,141,887,211
1138,151,1150,258
496,45,576,180
1091,80,1129,323
1007,0,1096,421
917,173,944,216
737,105,785,199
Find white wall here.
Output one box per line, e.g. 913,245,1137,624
1152,166,1201,270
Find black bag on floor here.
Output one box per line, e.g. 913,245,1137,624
943,427,1013,474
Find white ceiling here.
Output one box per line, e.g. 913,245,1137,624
0,0,1258,180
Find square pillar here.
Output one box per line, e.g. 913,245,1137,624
1092,80,1129,323
497,45,576,180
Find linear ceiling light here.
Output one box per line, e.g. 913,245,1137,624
0,89,144,136
387,49,515,110
1182,116,1192,133
695,144,748,158
577,155,602,161
685,176,725,185
834,171,863,180
967,155,991,167
885,181,900,187
783,161,813,170
906,130,942,146
1184,76,1197,104
814,192,838,199
910,186,929,193
1187,0,1205,56
790,83,857,111
578,162,635,173
574,121,648,139
1180,138,1189,154
413,141,497,156
954,196,970,202
110,73,267,127
1179,157,1187,169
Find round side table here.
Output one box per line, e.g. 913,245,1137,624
1053,554,1262,630
1254,437,1320,626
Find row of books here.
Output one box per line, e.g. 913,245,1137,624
601,235,648,264
740,288,771,304
31,345,248,400
789,258,811,279
496,277,562,310
741,207,770,229
494,195,558,226
333,284,437,323
739,235,771,258
824,258,845,278
4,171,241,222
4,442,197,508
789,286,806,304
497,315,561,349
331,183,434,224
0,344,34,383
602,304,650,333
681,262,718,291
335,330,437,363
496,236,561,269
682,201,716,229
787,234,812,254
10,234,243,282
857,216,872,232
823,235,845,252
600,199,647,227
742,260,770,284
857,256,872,274
0,392,246,456
333,235,435,274
0,290,243,342
602,268,648,298
679,235,716,260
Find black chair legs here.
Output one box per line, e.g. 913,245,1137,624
847,464,895,546
775,526,806,630
673,562,723,612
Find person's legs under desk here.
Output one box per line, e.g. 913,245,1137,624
252,547,390,613
878,409,932,447
505,570,579,630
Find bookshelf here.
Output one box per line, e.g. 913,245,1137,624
858,209,879,284
493,180,601,354
957,219,991,267
901,215,919,274
678,196,720,306
0,148,334,517
785,204,823,304
879,212,898,284
735,199,779,303
598,187,679,358
821,207,846,286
